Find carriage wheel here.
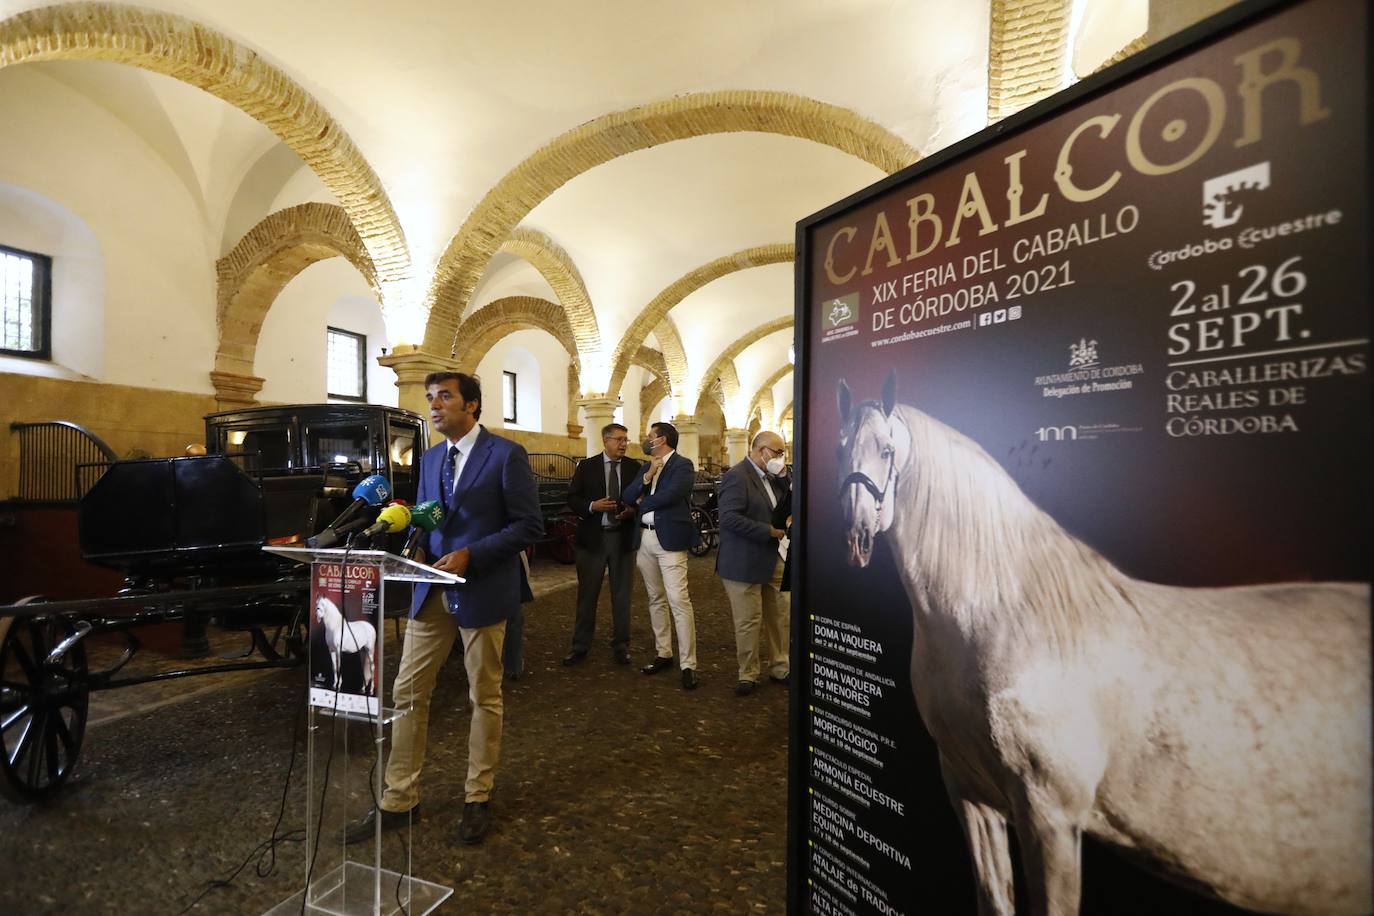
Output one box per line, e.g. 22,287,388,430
688,508,712,558
547,518,577,565
0,601,89,804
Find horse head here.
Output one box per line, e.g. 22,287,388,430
315,595,333,622
837,370,909,567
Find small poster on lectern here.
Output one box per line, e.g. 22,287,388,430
791,0,1370,913
309,560,382,716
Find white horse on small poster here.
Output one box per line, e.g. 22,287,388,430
835,370,1371,916
315,595,376,695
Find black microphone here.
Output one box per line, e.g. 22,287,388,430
327,475,392,530
306,516,370,549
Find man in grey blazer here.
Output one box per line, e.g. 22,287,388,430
715,430,791,696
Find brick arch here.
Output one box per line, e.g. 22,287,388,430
214,203,376,380
646,318,689,402
747,365,793,430
0,3,410,292
779,401,794,426
709,364,739,416
423,91,918,354
639,376,670,438
631,346,668,382
452,296,577,375
488,227,600,368
606,244,793,400
692,317,794,419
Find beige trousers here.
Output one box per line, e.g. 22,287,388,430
381,589,506,811
721,561,789,683
635,527,697,670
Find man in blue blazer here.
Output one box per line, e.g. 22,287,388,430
622,421,702,690
716,430,791,697
348,371,542,846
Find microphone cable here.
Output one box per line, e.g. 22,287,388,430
173,600,310,914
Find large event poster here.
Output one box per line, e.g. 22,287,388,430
792,1,1370,914
309,560,382,716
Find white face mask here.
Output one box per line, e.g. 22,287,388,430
765,456,787,476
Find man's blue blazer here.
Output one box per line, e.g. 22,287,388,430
411,427,543,628
622,451,700,553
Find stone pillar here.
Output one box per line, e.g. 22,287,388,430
209,370,265,411
377,345,458,445
575,397,621,457
673,416,701,467
724,427,750,465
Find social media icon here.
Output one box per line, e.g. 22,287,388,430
1008,305,1022,320
978,313,992,327
993,309,1007,323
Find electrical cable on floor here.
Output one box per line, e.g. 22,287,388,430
172,629,308,916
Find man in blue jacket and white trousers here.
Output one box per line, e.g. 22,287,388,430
623,421,702,690
348,371,542,846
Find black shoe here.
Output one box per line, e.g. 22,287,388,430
734,680,756,696
681,668,699,690
344,805,417,845
613,648,632,666
641,656,673,675
562,651,588,667
459,801,491,845
769,673,790,685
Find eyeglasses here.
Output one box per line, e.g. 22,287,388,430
605,436,629,443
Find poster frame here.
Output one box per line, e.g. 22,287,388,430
786,0,1373,910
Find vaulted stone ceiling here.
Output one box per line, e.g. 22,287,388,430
0,0,1155,413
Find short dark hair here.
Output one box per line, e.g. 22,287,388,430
650,421,679,449
601,422,628,439
424,371,482,420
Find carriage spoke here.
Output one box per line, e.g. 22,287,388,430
24,709,45,786
44,720,60,781
7,713,34,767
8,635,41,682
1,704,30,732
52,713,76,754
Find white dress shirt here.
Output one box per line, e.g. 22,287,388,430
446,423,482,494
639,449,675,526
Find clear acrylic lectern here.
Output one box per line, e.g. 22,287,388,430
261,546,462,916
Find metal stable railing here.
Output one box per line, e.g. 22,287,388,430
9,420,118,505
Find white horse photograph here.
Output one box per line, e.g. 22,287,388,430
835,370,1371,916
314,594,377,696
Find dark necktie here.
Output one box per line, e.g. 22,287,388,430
441,445,459,499
604,460,619,527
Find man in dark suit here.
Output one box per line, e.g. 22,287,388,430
622,421,702,690
347,371,542,846
716,430,791,696
562,422,641,666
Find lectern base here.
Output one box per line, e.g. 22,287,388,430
262,861,453,916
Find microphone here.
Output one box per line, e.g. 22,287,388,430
327,475,392,530
305,516,370,549
400,500,445,558
358,502,412,542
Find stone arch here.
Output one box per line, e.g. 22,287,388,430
214,204,376,394
486,227,601,368
452,296,577,375
648,318,689,403
710,365,738,415
606,244,793,399
779,401,794,426
692,317,794,419
423,90,918,353
639,376,670,438
747,365,793,430
631,346,668,382
0,3,410,291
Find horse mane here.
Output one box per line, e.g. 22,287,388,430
884,402,1139,651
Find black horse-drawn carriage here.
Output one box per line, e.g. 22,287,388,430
0,404,425,803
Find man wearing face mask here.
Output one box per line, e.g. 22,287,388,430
716,430,792,696
622,421,703,690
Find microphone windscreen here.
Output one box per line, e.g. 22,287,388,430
409,500,445,531
377,502,412,534
352,475,392,506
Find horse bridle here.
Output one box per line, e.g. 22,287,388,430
839,415,903,526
